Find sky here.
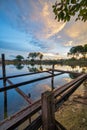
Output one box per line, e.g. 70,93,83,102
0,0,87,60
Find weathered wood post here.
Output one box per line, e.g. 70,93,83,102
42,91,55,130
2,54,6,86
51,64,55,90
1,54,7,119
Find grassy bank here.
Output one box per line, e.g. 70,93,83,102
55,81,87,130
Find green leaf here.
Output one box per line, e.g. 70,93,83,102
71,0,76,4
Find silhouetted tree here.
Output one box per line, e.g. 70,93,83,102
16,55,24,61
67,44,87,59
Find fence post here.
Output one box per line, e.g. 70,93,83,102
51,64,55,90
1,54,7,118
2,54,6,86
42,91,55,130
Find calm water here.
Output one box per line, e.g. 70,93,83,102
0,64,87,121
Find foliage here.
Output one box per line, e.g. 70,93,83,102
15,64,24,70
15,55,24,61
28,52,43,60
67,44,87,59
52,0,87,22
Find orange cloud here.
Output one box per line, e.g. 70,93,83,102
66,21,87,38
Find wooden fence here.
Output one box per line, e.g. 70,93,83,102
0,54,87,130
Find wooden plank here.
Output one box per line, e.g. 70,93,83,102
55,75,87,110
7,79,32,104
0,68,81,80
1,54,6,86
0,72,63,92
42,91,55,130
24,116,42,130
0,99,41,130
49,69,82,75
54,74,87,98
0,70,51,80
55,120,66,130
1,54,8,119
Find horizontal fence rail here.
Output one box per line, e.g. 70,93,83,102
54,73,87,97
0,70,52,80
55,74,87,110
0,99,41,130
0,72,64,92
49,69,82,75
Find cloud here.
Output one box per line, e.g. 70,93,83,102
0,48,28,59
39,2,66,39
64,41,73,47
65,21,87,39
0,0,65,39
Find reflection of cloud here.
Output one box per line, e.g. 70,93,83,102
63,77,71,82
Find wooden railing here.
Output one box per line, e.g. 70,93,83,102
0,54,87,130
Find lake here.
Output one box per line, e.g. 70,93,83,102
0,64,87,121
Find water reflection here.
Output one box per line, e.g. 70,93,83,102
0,64,87,121
26,64,87,73
69,73,79,79
14,63,24,70
55,64,87,73
27,64,43,72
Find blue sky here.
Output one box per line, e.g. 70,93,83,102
0,0,87,59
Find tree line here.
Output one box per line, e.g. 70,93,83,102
15,44,87,62
15,52,43,61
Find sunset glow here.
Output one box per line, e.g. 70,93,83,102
0,0,87,59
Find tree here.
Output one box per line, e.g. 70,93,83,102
84,44,87,52
16,55,24,61
40,53,43,60
52,0,87,22
28,52,37,60
67,44,87,59
37,52,43,61
28,52,43,61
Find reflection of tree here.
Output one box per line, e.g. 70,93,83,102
69,73,78,79
70,65,76,69
39,65,43,71
27,65,43,72
14,64,24,70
